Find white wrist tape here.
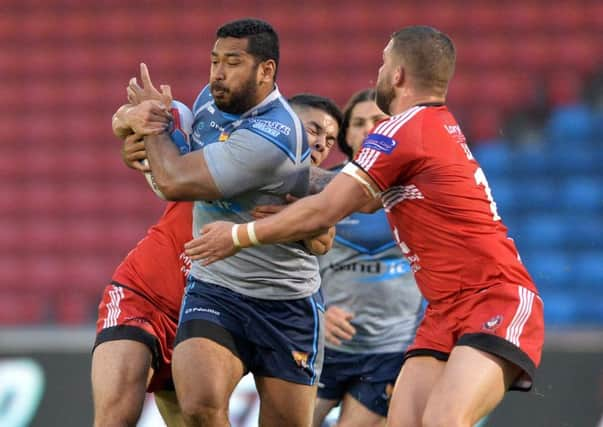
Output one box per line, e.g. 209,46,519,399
341,163,381,198
247,221,261,246
231,224,241,248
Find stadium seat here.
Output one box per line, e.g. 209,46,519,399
522,250,572,290
471,140,512,177
509,144,551,177
0,293,48,325
541,290,581,326
559,176,603,212
572,252,603,289
545,104,595,144
564,214,603,250
487,177,517,216
515,179,558,213
515,214,567,249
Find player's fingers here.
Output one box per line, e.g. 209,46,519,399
140,63,158,92
324,330,342,346
160,85,173,107
131,160,149,172
329,323,354,341
285,193,299,203
126,151,147,162
250,211,270,219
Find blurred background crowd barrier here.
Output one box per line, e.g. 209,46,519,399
1,1,602,426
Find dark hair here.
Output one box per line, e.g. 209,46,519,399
337,88,377,159
390,26,455,95
216,18,280,79
288,93,343,130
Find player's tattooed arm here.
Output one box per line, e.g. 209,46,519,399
309,167,337,194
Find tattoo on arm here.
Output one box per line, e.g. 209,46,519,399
309,167,337,194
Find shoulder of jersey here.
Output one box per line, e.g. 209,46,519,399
371,106,426,138
238,96,309,163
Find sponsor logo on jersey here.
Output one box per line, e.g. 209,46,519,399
292,351,309,369
184,307,221,316
362,133,397,154
482,314,503,331
249,119,291,137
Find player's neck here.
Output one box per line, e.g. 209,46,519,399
390,94,445,115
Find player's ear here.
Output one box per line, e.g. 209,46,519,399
393,65,405,88
258,59,276,85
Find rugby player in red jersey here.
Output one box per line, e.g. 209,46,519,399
186,26,545,427
91,78,191,426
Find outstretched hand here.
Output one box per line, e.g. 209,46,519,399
127,63,173,107
184,221,239,265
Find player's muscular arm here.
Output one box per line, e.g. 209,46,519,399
309,166,382,213
144,133,222,201
185,169,380,265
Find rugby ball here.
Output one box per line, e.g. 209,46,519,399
143,100,194,199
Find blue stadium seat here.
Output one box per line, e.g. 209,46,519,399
540,290,580,326
487,177,518,215
572,252,603,289
510,144,551,177
516,179,558,212
559,176,603,211
564,214,603,250
471,140,512,178
548,144,600,176
522,250,572,290
514,214,566,249
545,104,595,145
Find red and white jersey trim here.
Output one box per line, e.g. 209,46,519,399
373,106,425,137
381,185,425,212
103,285,124,329
505,286,535,346
356,147,381,170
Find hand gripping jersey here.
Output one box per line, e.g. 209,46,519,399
189,85,319,300
353,104,537,304
319,207,423,354
111,201,193,318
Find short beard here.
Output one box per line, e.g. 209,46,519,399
212,72,259,115
375,81,394,116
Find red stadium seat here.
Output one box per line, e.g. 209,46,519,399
0,292,48,324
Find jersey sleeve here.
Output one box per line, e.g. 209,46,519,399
353,123,424,191
202,128,291,198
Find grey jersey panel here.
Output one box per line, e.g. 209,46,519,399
190,129,320,300
319,244,422,353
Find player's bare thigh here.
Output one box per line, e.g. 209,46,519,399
91,340,154,426
337,393,386,427
171,337,245,421
421,345,521,427
313,397,339,427
386,355,445,427
254,376,317,427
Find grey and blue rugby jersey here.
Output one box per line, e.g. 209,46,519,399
319,207,423,353
189,85,320,300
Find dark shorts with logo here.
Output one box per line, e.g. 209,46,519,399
317,348,404,416
176,277,324,385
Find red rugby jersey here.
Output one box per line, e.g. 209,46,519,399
354,104,536,304
111,202,193,318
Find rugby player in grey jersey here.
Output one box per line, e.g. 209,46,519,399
124,19,335,427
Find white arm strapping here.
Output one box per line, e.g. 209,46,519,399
341,163,381,199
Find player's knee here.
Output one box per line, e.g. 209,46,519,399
177,393,227,423
94,405,141,427
421,404,469,427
